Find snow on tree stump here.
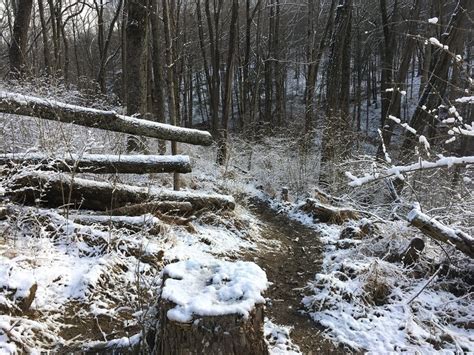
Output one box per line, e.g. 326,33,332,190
152,259,269,355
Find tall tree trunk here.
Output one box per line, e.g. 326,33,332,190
304,0,336,134
37,0,51,75
378,0,421,152
321,0,353,164
163,0,181,190
379,0,398,128
150,0,167,153
9,0,33,77
217,0,239,165
126,0,150,152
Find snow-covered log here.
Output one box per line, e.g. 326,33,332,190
0,153,192,174
69,214,162,232
346,156,474,186
407,203,473,258
0,91,213,146
109,201,193,216
151,260,268,354
7,171,235,211
300,198,359,224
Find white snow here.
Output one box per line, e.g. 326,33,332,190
264,319,301,354
346,156,474,186
1,152,191,165
161,259,268,323
428,17,438,24
455,96,474,104
429,37,448,50
418,135,430,152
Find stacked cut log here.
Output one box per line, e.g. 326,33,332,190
0,91,236,217
7,171,235,212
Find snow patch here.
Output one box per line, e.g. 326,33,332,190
161,259,268,323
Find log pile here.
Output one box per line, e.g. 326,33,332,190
7,171,235,212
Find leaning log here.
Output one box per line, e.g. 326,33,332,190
408,204,473,258
150,260,268,355
300,198,359,224
7,171,235,211
0,91,213,146
0,153,192,174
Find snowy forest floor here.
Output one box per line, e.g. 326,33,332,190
243,199,348,354
0,85,473,353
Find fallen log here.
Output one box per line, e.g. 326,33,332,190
7,171,235,211
0,153,192,174
150,260,268,354
407,203,473,258
109,201,193,216
69,214,162,232
300,198,359,224
0,91,213,146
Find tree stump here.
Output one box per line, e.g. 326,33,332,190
151,260,269,355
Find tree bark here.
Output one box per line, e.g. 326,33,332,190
163,0,181,190
9,0,33,77
217,0,239,165
321,0,353,163
126,0,149,152
378,0,421,152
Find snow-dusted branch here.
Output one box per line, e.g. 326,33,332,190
345,156,474,187
0,91,213,146
407,203,473,258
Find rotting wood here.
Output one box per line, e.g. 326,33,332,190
7,171,235,211
0,153,192,174
408,206,473,258
300,198,359,224
0,91,213,146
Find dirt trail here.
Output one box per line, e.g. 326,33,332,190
245,200,349,355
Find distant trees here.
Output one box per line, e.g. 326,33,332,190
1,0,472,168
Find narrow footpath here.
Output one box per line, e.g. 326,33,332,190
245,200,351,354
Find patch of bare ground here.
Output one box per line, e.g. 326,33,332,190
244,200,356,354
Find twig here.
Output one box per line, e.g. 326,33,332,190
407,265,443,304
